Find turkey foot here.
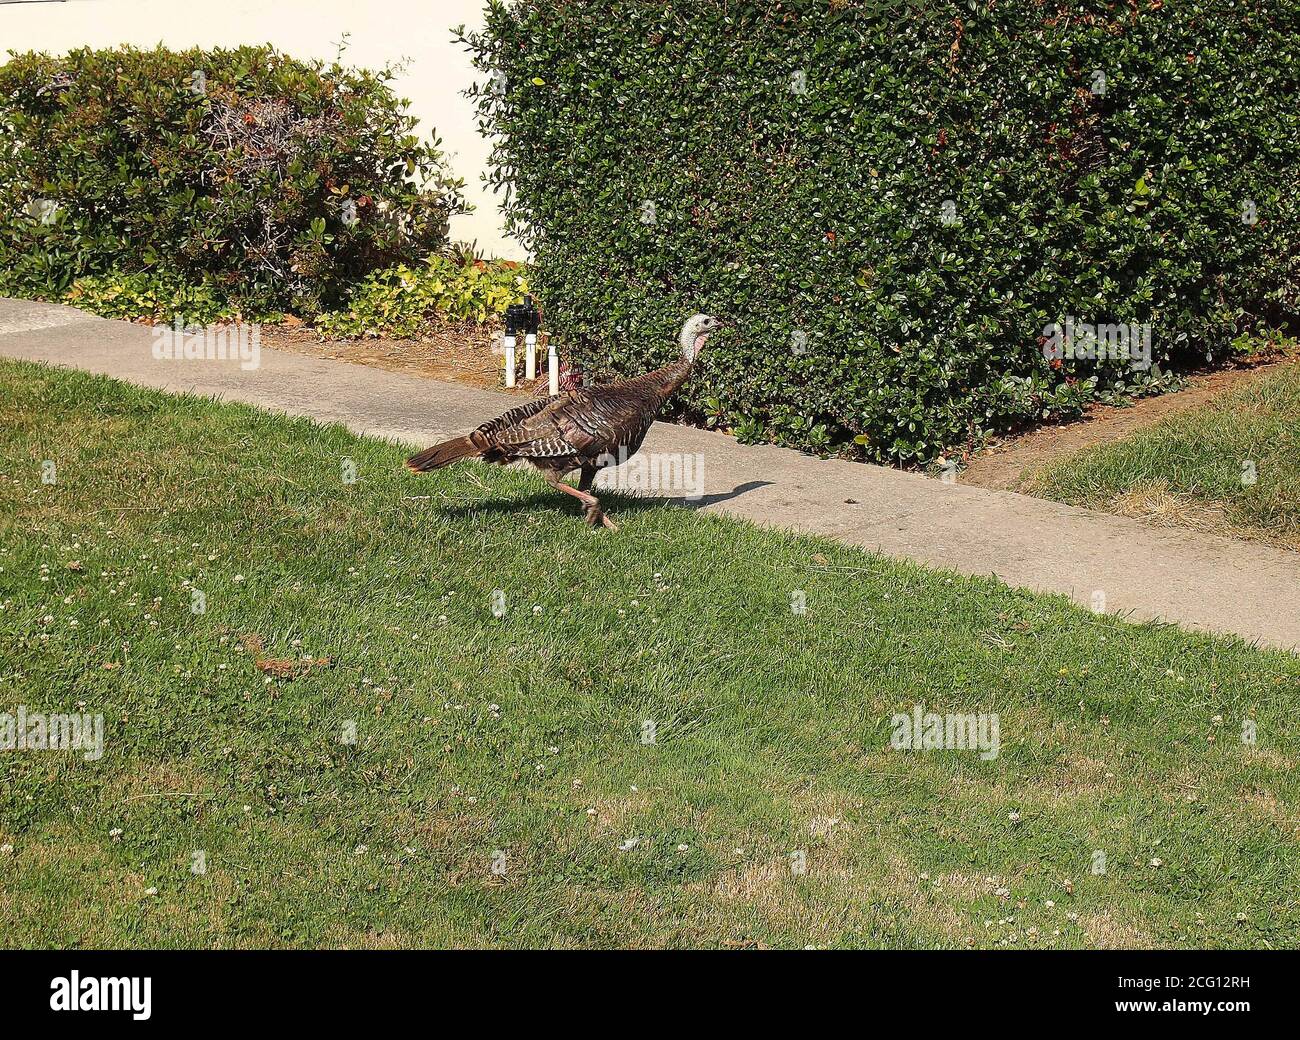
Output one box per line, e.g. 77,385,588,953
585,503,618,531
550,474,618,531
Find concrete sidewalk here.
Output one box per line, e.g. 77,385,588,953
2,296,1297,652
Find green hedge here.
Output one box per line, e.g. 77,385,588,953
463,0,1300,462
0,45,466,315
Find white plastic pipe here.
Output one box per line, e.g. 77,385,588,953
548,343,560,395
504,333,517,388
524,332,537,381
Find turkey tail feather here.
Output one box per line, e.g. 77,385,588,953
406,436,479,472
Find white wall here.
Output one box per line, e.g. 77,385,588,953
0,0,521,257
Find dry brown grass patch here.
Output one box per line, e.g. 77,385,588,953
1105,479,1235,536
1078,909,1156,949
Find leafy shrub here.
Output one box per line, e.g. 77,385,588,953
0,45,466,315
62,271,245,325
462,0,1300,462
315,257,530,337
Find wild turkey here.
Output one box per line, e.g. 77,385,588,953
407,313,723,530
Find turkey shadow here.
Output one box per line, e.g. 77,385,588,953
437,490,665,521
676,480,773,508
436,479,773,521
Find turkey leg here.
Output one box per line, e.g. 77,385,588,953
548,471,618,531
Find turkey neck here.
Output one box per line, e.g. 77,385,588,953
616,356,694,409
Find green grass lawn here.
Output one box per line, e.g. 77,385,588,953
1023,362,1300,552
1,359,1298,950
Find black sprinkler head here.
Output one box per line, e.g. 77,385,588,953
522,296,541,335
